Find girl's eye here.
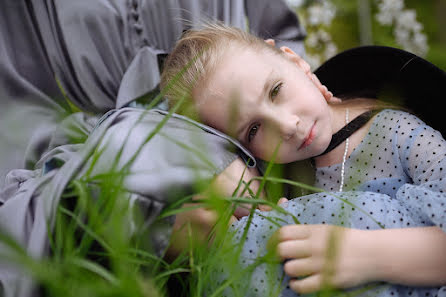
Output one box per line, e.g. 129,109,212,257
270,82,283,100
247,124,260,143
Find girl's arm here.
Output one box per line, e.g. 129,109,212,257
166,158,260,257
368,226,446,285
275,224,446,294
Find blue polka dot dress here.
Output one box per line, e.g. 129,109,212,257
211,110,446,297
315,110,446,233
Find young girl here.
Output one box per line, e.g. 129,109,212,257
160,24,446,296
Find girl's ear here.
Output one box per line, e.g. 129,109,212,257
280,46,339,103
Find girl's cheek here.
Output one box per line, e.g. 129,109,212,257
258,137,281,161
250,138,268,160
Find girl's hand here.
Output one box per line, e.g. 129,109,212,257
257,197,289,212
264,39,276,47
234,197,289,218
274,224,377,294
167,158,251,257
167,201,236,257
166,202,228,258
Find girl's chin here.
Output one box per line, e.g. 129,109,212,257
276,152,312,164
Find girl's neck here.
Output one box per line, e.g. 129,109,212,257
313,97,377,168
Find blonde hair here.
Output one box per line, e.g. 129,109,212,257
160,23,282,116
160,23,396,119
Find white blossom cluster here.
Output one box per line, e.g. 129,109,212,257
305,27,338,69
307,1,336,25
376,0,428,57
286,0,339,69
285,0,429,67
285,0,304,8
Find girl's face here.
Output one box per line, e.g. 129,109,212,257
193,46,335,163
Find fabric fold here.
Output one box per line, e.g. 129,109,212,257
116,46,163,109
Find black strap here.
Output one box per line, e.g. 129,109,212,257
317,110,377,156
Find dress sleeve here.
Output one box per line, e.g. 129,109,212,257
394,111,446,232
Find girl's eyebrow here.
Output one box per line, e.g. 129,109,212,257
236,70,275,139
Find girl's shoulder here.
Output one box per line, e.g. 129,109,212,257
373,109,426,129
372,109,446,145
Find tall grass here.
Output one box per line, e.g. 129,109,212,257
0,142,375,296
0,54,380,297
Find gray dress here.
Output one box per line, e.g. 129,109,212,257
0,0,306,187
0,107,257,297
0,1,305,296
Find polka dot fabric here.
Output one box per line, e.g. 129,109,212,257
208,110,446,297
211,192,444,297
315,110,446,233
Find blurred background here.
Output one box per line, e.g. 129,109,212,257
286,0,446,71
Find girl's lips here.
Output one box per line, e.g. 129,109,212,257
299,123,316,150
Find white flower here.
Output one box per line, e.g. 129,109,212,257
308,2,336,26
285,0,304,8
379,0,404,11
397,9,417,29
413,33,428,55
394,27,410,43
306,34,319,48
376,0,405,25
317,29,331,42
320,1,336,24
376,10,393,25
308,5,324,25
375,0,428,57
414,32,427,46
377,0,404,14
324,43,338,59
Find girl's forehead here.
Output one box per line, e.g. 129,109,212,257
216,46,280,75
221,48,288,81
224,43,278,59
196,45,288,103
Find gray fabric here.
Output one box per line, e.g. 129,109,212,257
0,107,256,297
0,0,305,187
0,1,304,295
245,0,306,56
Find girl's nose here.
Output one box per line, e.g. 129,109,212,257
275,114,299,140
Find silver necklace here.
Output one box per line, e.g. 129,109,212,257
339,108,349,192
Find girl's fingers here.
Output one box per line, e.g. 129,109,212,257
277,240,311,259
284,258,319,278
277,225,311,241
311,73,321,86
258,203,272,211
264,38,275,46
259,197,289,211
233,203,252,218
321,85,328,94
327,93,341,103
197,208,218,225
289,274,322,294
277,197,289,205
